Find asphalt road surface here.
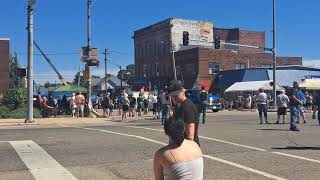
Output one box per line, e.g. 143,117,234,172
0,111,319,180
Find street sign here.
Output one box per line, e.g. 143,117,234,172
85,57,100,66
80,47,99,66
80,47,98,62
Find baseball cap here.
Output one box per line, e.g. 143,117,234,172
167,80,185,96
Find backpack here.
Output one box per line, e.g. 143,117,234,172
199,91,207,101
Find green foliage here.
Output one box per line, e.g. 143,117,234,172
0,106,42,119
1,88,26,110
9,53,25,89
117,64,135,86
72,71,87,88
9,107,42,119
0,105,10,118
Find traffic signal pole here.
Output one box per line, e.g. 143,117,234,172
272,0,277,108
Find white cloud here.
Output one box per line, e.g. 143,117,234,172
303,60,320,68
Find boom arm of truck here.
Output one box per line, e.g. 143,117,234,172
33,41,68,86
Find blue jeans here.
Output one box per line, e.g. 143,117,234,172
298,106,305,121
290,105,299,128
257,104,267,121
161,104,169,125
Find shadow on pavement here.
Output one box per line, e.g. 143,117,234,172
272,146,320,150
256,128,289,131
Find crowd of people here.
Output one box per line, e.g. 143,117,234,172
254,81,320,131
35,79,320,179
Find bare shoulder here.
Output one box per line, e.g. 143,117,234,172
185,140,202,154
154,145,170,160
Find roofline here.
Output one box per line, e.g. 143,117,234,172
133,18,173,34
0,38,10,41
133,17,213,35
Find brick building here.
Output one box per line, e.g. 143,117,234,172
133,18,302,91
174,48,302,90
213,28,265,53
0,38,10,98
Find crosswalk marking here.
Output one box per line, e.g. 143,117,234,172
9,140,78,180
79,126,287,180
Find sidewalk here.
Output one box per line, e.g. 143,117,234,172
0,116,115,127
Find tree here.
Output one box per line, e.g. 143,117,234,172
1,88,26,110
8,52,24,89
117,64,135,86
72,70,87,87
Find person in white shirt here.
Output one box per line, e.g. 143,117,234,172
70,93,77,118
245,94,252,110
275,90,290,124
257,88,269,124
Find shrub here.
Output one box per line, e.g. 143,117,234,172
9,107,42,119
0,106,42,119
1,88,26,110
0,105,10,118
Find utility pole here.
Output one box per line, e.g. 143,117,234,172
86,0,92,110
272,0,277,108
169,24,177,80
120,66,123,89
26,0,35,123
77,66,81,86
102,49,108,95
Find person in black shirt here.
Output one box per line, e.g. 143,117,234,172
199,86,208,124
168,80,200,146
313,90,320,125
128,94,137,117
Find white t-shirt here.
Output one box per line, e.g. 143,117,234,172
277,94,289,108
257,92,267,104
246,96,252,104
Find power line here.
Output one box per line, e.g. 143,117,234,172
15,49,133,57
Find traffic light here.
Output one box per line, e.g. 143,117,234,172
214,35,221,49
183,31,189,46
16,67,27,77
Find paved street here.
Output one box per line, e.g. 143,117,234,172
0,111,319,180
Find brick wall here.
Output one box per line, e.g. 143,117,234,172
239,30,265,53
213,28,265,53
0,39,10,98
174,48,302,89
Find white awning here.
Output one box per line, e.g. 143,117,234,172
225,80,284,92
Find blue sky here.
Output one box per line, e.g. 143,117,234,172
1,0,319,84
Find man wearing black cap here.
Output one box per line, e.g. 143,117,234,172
168,80,200,146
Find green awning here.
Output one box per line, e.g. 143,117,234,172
53,85,87,93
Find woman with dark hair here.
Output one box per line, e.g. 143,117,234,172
154,117,203,180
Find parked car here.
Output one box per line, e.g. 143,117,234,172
185,90,221,112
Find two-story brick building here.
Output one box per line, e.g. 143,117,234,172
0,38,10,98
133,18,302,91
